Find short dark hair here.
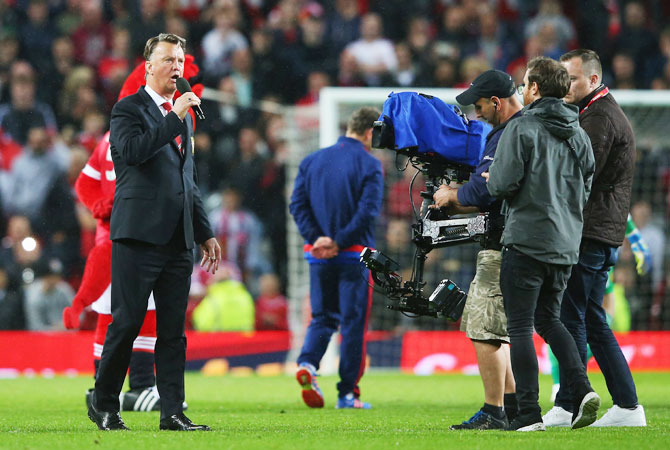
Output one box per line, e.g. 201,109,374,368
346,107,381,136
527,56,570,99
143,33,186,61
560,49,603,80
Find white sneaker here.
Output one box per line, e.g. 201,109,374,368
516,422,546,432
591,405,647,427
542,406,572,427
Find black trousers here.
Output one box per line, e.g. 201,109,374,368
94,239,193,419
500,247,591,417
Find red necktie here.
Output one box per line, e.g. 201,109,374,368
161,102,182,154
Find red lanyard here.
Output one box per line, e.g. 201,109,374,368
580,87,609,114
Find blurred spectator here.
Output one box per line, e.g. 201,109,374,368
0,1,20,37
404,16,434,70
200,0,248,84
345,13,398,86
23,257,74,330
631,200,665,290
228,126,268,213
19,0,56,74
267,0,301,46
610,52,637,89
0,128,22,171
436,5,474,61
0,126,68,222
382,42,423,87
41,35,77,111
475,6,517,70
58,66,104,130
250,27,297,102
296,4,337,79
208,185,269,285
71,0,112,68
168,0,209,23
297,71,330,105
325,0,361,55
229,48,253,108
649,27,670,89
0,61,58,145
254,273,288,331
165,13,190,45
574,0,616,59
199,75,255,189
76,111,107,154
524,0,575,56
370,0,432,42
614,1,659,87
506,35,543,85
258,115,288,284
192,264,255,331
0,33,20,103
431,57,459,87
0,215,42,287
0,263,24,330
337,49,364,87
98,26,133,109
0,125,80,273
129,0,166,58
54,0,83,36
456,55,491,88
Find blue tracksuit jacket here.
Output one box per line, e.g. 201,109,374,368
289,136,383,264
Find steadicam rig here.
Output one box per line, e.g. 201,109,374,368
360,247,468,320
367,91,494,320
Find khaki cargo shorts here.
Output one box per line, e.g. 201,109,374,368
460,249,509,343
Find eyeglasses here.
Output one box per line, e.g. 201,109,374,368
516,84,525,95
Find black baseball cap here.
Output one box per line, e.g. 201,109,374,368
455,69,516,105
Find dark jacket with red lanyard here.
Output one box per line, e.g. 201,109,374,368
577,85,635,246
289,136,384,264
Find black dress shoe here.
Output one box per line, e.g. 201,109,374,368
88,403,129,431
159,413,211,431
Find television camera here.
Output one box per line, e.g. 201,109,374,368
360,92,492,320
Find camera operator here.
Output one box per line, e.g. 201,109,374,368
485,56,597,431
542,49,646,428
432,70,523,430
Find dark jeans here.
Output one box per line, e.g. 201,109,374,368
500,247,591,418
555,239,638,411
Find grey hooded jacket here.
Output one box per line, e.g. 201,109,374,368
487,97,595,265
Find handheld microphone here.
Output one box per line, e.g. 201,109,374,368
176,77,205,120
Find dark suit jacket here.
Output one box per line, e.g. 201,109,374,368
109,86,213,249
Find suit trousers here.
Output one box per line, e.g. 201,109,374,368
94,239,193,419
500,247,591,417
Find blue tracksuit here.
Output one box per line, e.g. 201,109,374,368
289,136,383,398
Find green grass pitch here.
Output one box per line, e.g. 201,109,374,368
0,371,669,449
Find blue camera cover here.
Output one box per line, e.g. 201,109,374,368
379,92,491,168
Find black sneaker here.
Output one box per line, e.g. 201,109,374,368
506,413,546,432
450,409,509,430
571,391,601,429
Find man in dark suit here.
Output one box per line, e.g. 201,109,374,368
88,33,221,432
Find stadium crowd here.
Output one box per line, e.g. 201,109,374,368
1,0,670,332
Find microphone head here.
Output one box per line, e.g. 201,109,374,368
176,77,192,93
